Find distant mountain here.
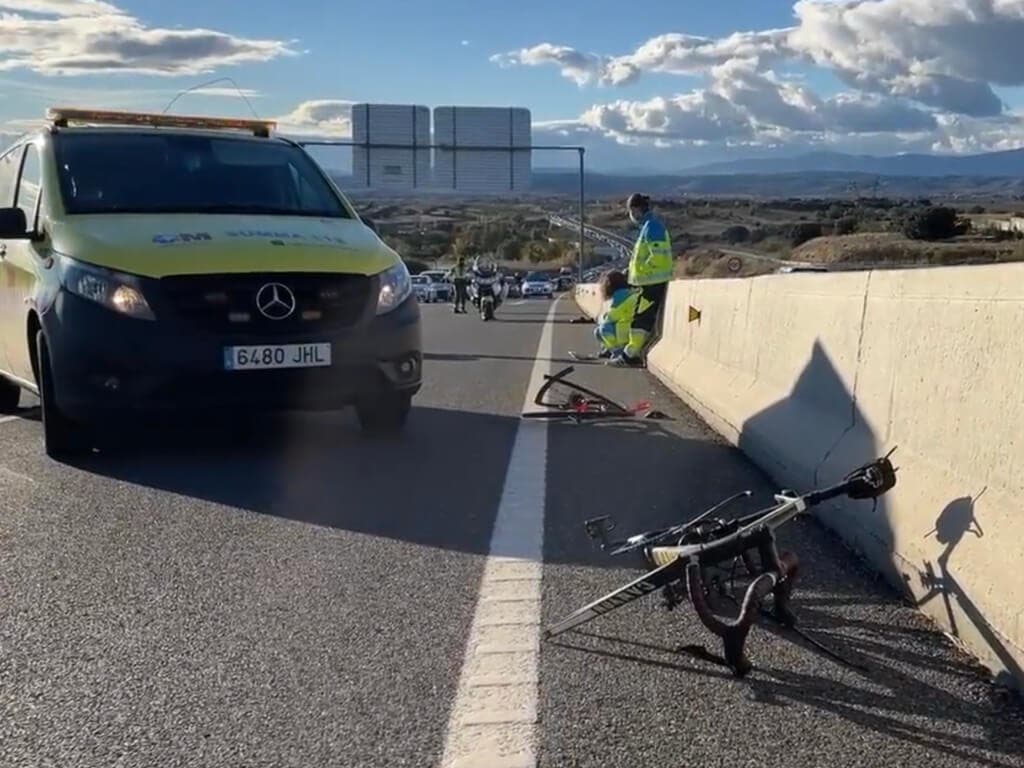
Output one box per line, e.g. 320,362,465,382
684,148,1024,177
528,168,1024,199
328,165,1024,202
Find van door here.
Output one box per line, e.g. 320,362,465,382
0,144,24,378
5,142,44,382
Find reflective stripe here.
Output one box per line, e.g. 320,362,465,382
603,287,638,347
631,266,673,286
625,328,649,358
628,212,673,286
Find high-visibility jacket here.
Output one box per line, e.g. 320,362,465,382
596,286,640,350
628,211,673,286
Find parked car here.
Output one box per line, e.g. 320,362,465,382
554,274,576,292
411,274,432,302
521,272,555,299
418,270,454,302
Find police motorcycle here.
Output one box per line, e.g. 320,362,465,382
469,256,507,321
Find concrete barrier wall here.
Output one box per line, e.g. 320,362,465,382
573,268,1024,690
574,282,604,320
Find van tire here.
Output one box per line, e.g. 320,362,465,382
36,332,88,459
0,376,20,413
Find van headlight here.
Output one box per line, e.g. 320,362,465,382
58,256,155,321
376,261,412,315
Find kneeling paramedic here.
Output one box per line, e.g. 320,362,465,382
612,193,673,367
594,270,639,359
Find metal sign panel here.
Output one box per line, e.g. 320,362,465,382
432,106,532,192
351,103,431,189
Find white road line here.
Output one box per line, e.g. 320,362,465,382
440,297,560,768
0,466,35,484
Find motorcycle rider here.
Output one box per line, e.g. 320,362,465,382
451,255,470,313
611,193,674,367
471,255,505,310
594,269,639,359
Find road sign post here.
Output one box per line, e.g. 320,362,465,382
296,138,588,283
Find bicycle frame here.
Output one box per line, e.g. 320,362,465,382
521,365,666,422
544,452,898,677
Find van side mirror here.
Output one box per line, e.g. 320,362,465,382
362,216,379,235
0,207,28,239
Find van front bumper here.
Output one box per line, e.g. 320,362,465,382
41,289,422,423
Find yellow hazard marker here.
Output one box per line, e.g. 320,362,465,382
688,305,702,323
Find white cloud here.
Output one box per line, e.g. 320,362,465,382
490,0,1024,155
569,57,940,153
0,0,297,76
493,1,1024,116
0,1,119,14
491,44,609,86
186,86,262,98
784,0,1020,116
603,30,792,86
580,92,754,143
274,99,353,138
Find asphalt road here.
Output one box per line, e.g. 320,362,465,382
1,296,1022,768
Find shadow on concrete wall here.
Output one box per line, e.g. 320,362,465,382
740,338,1022,691
731,337,1024,763
909,491,1024,692
738,341,878,493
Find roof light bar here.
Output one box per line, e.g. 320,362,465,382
46,107,276,137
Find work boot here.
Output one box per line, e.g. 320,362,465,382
608,352,644,368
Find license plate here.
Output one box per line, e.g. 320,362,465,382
223,343,331,371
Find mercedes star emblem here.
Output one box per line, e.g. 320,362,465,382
255,282,297,320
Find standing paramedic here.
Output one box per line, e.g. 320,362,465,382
611,193,673,367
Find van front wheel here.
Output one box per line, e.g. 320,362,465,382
36,332,89,459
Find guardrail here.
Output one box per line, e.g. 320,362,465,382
548,215,631,259
573,267,1024,693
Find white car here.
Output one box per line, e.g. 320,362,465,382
411,275,431,302
419,270,454,302
521,272,555,298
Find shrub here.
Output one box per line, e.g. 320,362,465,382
833,217,858,236
901,206,959,240
790,221,824,247
722,225,751,244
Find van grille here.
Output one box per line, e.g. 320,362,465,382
159,273,372,334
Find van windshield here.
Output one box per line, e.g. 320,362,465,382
52,132,351,218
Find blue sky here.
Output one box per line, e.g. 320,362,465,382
0,0,808,120
3,0,1024,171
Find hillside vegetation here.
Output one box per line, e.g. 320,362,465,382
345,188,1024,278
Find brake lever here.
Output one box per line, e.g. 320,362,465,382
584,515,616,549
844,452,898,500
